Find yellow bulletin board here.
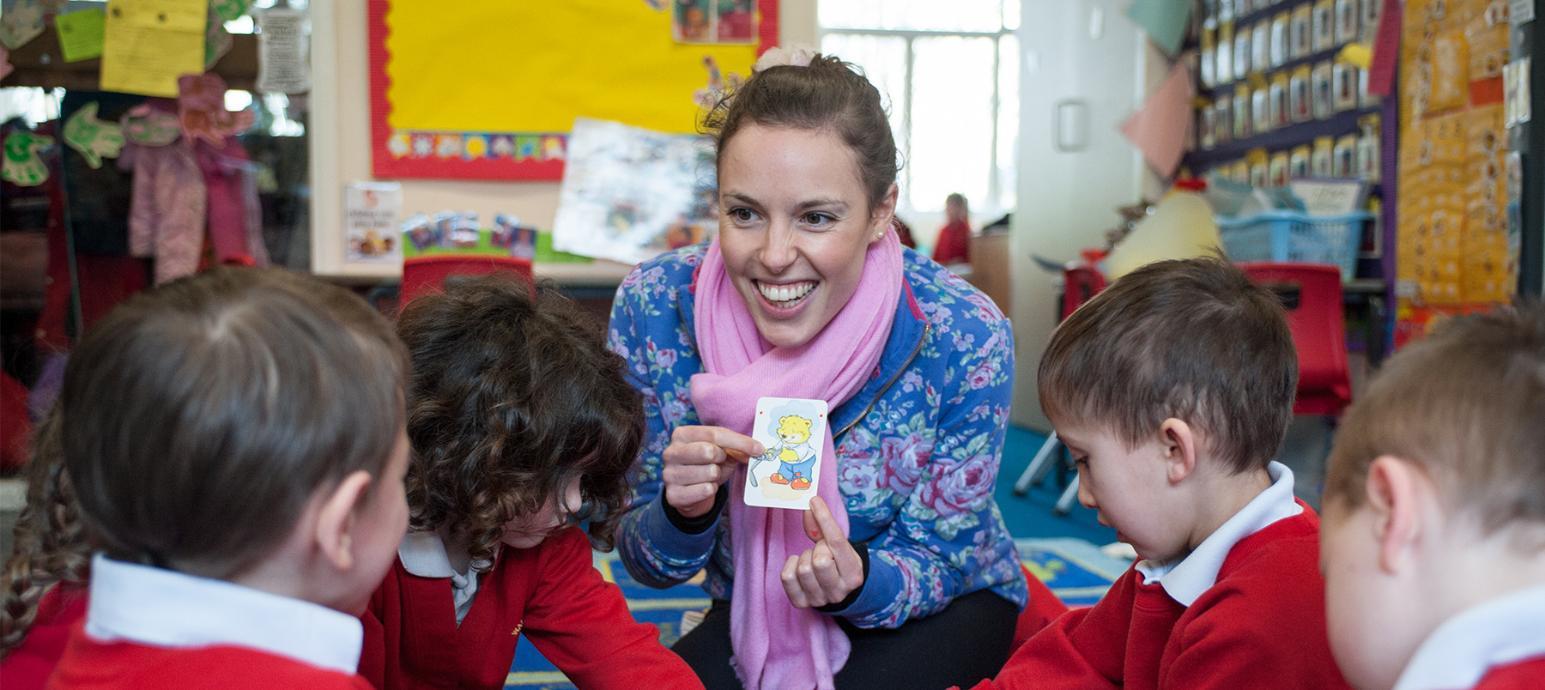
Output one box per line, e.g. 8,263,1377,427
368,0,776,180
1391,0,1512,347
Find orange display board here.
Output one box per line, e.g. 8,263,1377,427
1393,0,1513,346
367,0,777,180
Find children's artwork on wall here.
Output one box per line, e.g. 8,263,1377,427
178,73,254,145
62,102,126,169
1,130,53,187
552,118,717,264
744,397,829,510
368,0,777,181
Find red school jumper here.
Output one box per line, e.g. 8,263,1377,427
0,584,88,690
976,507,1350,690
1475,657,1545,689
46,633,371,689
359,525,701,690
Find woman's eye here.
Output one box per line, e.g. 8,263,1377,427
802,212,835,227
728,207,758,223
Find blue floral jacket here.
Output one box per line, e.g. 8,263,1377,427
607,245,1028,629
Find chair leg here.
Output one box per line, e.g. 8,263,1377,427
1013,431,1060,495
1053,476,1080,515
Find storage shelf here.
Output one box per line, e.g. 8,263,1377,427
1185,105,1383,170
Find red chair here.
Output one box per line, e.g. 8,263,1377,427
399,255,535,307
1238,263,1351,417
1060,266,1108,320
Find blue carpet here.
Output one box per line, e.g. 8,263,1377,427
504,426,1124,688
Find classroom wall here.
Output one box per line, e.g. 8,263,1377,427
1008,0,1163,432
324,0,819,247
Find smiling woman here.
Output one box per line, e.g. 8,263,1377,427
609,53,1030,690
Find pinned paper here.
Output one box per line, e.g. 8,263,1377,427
744,397,829,510
63,102,125,168
100,0,207,98
345,182,403,262
0,0,47,50
1125,0,1191,57
210,0,250,22
56,9,107,62
1121,60,1195,177
2,131,54,187
254,7,309,94
178,73,254,145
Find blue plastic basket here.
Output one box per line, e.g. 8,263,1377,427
1216,210,1371,281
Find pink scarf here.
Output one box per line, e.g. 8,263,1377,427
690,230,903,689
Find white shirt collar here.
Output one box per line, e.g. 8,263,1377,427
398,530,485,625
1135,461,1304,606
85,554,362,674
1394,585,1545,690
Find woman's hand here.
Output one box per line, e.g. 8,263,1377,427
661,425,763,519
782,496,865,609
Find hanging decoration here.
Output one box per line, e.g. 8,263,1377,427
2,131,55,187
63,102,127,169
178,73,254,145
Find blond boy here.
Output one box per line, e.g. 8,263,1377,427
1320,304,1545,690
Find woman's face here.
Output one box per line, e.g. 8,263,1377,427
717,124,896,350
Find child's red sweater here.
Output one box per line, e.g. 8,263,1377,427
0,583,88,690
976,508,1350,690
46,632,371,689
1476,657,1545,689
359,525,701,690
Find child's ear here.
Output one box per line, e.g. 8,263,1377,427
1365,455,1422,575
314,470,374,572
1158,418,1197,484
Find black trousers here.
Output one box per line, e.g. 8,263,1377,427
671,589,1018,689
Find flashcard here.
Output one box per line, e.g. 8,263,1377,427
744,397,829,510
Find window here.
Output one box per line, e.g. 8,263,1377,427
820,0,1018,216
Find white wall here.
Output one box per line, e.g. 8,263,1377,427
311,0,819,279
1010,0,1160,430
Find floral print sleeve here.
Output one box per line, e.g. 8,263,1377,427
607,257,719,589
829,273,1027,629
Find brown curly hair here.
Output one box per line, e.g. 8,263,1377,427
396,275,643,569
1,411,90,656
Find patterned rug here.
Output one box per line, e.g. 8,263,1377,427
505,538,1129,689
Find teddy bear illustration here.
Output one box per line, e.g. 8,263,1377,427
754,414,816,491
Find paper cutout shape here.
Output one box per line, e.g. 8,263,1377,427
210,0,250,22
0,0,48,50
205,5,232,69
101,0,207,98
2,131,55,187
1366,0,1400,97
1126,0,1191,57
745,397,829,510
177,73,254,145
56,8,107,62
1121,60,1195,177
120,103,182,145
63,102,126,168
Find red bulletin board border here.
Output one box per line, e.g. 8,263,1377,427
367,0,779,181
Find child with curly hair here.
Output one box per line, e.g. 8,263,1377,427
358,275,700,690
0,413,90,690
